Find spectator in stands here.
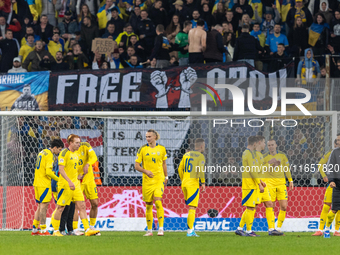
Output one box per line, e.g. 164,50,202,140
41,0,57,26
42,33,63,60
64,43,89,69
58,11,79,41
185,0,196,16
231,0,253,21
169,56,178,66
8,57,27,73
296,48,321,85
137,10,156,56
333,59,340,77
237,13,252,36
223,10,238,33
188,19,206,64
147,24,170,68
121,54,143,68
147,58,157,68
40,51,69,70
76,1,99,17
129,34,145,60
116,23,138,49
92,50,105,68
330,10,340,53
92,54,116,69
0,30,20,72
35,15,54,39
250,23,265,47
200,4,215,29
21,26,40,45
102,23,117,39
269,43,290,72
107,7,125,36
166,15,181,44
23,40,55,72
97,0,117,32
174,20,192,66
254,7,280,36
318,1,332,24
286,0,313,30
78,4,97,27
320,65,326,78
80,16,99,56
129,5,141,33
109,48,123,69
225,32,235,59
0,16,21,40
204,25,227,63
233,24,263,67
170,0,190,25
213,2,226,26
121,45,138,62
19,34,35,65
288,16,309,55
265,24,289,54
148,0,167,27
191,10,208,30
309,13,329,59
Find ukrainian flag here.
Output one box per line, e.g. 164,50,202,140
308,23,329,46
249,0,262,20
97,5,122,30
25,0,39,21
139,1,148,10
281,0,290,22
212,0,220,14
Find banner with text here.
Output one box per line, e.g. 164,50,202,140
48,62,294,110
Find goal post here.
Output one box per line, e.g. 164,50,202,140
0,111,338,232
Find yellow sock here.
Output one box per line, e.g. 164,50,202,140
32,219,40,229
266,207,275,230
187,209,196,229
90,218,96,227
155,201,164,228
335,212,340,231
82,218,90,231
51,217,60,231
319,204,330,230
73,221,78,230
245,209,255,231
239,210,246,228
326,211,336,228
40,224,46,231
277,210,286,228
146,205,153,230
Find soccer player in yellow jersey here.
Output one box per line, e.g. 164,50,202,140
32,139,64,236
77,141,99,232
312,135,340,236
254,136,283,236
50,134,100,237
135,129,168,237
263,138,293,233
178,138,206,237
235,136,264,237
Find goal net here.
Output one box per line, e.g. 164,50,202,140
0,111,338,232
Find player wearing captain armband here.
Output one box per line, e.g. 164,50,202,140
135,129,168,237
32,139,64,236
235,136,264,237
77,141,100,234
178,138,206,237
254,136,283,236
263,139,294,233
50,134,100,237
312,135,340,236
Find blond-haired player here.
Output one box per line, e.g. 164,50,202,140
32,139,64,236
50,134,99,237
135,129,168,236
178,138,206,237
263,139,293,233
312,135,340,236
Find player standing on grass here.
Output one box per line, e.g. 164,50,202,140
313,135,340,236
76,141,100,234
32,139,64,236
135,129,168,237
50,134,99,237
178,138,206,237
255,136,283,236
323,144,340,238
235,136,264,237
264,139,293,233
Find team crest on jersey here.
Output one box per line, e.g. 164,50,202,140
157,152,160,156
81,152,84,156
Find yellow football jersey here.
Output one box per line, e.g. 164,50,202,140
178,151,205,188
135,143,167,185
58,148,80,188
78,142,98,184
318,150,332,178
263,151,292,187
242,149,260,189
33,149,58,188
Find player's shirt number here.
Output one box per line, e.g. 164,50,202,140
152,158,156,163
184,158,193,173
36,155,42,169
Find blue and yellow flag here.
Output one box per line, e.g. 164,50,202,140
308,23,329,46
97,5,122,30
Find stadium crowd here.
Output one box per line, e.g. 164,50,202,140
0,0,340,75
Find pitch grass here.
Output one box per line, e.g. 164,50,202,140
1,232,340,255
